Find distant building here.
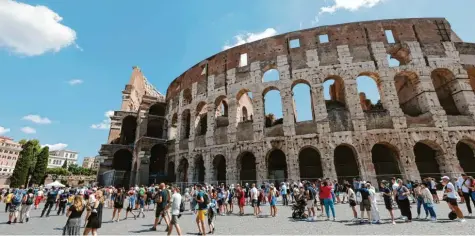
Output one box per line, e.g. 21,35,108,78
48,150,78,168
82,156,100,171
0,137,22,187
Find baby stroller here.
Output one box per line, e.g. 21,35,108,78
291,198,307,219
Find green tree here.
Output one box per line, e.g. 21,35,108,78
10,141,35,187
30,146,49,185
62,160,68,169
46,167,70,176
26,139,41,186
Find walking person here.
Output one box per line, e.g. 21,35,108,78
321,180,336,221
396,179,412,222
125,188,137,220
41,187,58,217
250,183,259,216
380,181,396,224
34,188,44,210
195,184,208,236
459,174,474,216
63,195,85,236
19,189,34,223
281,183,288,206
236,185,245,215
420,183,437,221
4,189,12,213
83,190,104,235
167,186,183,236
151,183,170,231
441,176,465,222
269,186,277,217
57,190,69,216
111,188,124,222
414,183,428,219
7,189,23,224
346,184,358,221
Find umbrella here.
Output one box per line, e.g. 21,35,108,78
45,180,65,188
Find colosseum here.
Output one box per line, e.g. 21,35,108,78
97,17,475,188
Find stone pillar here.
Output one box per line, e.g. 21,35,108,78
416,75,447,127
252,94,265,140
225,155,236,185
188,112,196,150
344,78,367,131
320,147,337,180
285,144,299,183
312,83,331,134
255,150,266,184
206,102,215,146
138,151,150,185
451,73,475,117
378,74,407,129
358,147,378,185
187,157,195,184
281,87,296,136
204,153,213,184
227,99,238,143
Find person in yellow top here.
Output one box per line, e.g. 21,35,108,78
4,191,13,213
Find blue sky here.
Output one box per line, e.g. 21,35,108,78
1,0,474,165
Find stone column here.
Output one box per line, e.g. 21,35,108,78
281,87,296,136
187,157,195,184
343,78,367,131
450,73,475,118
138,151,150,185
285,144,299,183
312,83,331,134
226,99,238,143
358,147,378,185
255,150,266,184
320,147,337,180
225,155,236,185
188,112,196,150
204,153,213,184
252,94,265,140
378,74,407,129
416,75,447,127
206,102,216,146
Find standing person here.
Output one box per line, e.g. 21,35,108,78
430,178,439,203
281,183,288,206
4,190,12,213
41,187,58,217
396,179,412,222
167,186,182,236
269,187,277,217
84,190,104,236
195,184,208,236
367,183,380,224
305,182,316,221
380,182,396,224
459,174,474,216
19,189,34,223
420,183,437,222
250,183,259,216
63,195,85,236
441,176,465,222
7,189,23,224
321,181,335,221
221,187,228,216
111,188,124,222
57,190,69,215
357,184,372,223
413,183,428,219
227,186,234,214
207,197,217,234
346,184,358,221
237,185,245,215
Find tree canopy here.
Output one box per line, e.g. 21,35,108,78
30,146,49,185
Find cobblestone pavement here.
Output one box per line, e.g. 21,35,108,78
0,200,474,235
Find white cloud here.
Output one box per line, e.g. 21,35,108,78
20,126,36,134
91,110,114,130
68,79,83,85
0,0,77,56
42,143,68,151
0,126,10,135
319,0,385,14
22,114,52,124
223,28,278,50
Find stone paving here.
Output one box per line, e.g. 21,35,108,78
0,200,474,235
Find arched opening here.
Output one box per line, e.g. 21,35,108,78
323,76,346,111
262,69,279,82
456,141,475,175
263,87,283,127
414,142,442,179
181,110,191,139
147,118,164,138
193,155,205,183
356,74,383,111
430,69,461,115
292,81,313,122
237,89,254,123
177,158,189,183
237,152,256,183
267,149,288,184
169,113,178,140
394,71,423,117
371,143,402,182
149,144,167,184
120,116,137,145
112,149,133,187
298,147,323,181
167,162,176,182
334,145,360,182
183,88,192,106
195,102,208,136
149,103,166,116
215,96,229,128
213,155,226,184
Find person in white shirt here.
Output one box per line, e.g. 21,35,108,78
441,176,465,222
367,183,380,223
168,186,182,236
459,174,474,216
250,184,259,216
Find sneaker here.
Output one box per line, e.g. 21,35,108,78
333,218,336,221
458,218,466,223
149,227,157,231
469,213,473,217
392,221,396,225
26,218,29,222
7,221,11,224
415,215,420,219
424,215,428,220
431,218,437,222
325,218,330,221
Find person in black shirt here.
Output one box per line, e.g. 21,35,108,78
380,181,396,224
41,187,58,217
58,191,69,215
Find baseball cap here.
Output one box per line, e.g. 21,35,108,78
441,176,450,182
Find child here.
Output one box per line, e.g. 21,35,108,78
125,189,137,220
208,199,217,234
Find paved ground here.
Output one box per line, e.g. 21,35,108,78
0,199,474,235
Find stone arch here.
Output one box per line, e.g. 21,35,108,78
430,68,461,115
237,152,256,183
112,149,133,171
413,141,443,179
149,103,166,116
334,144,360,182
183,88,192,105
167,161,175,182
266,149,288,183
147,118,165,138
213,155,226,184
177,157,189,183
236,89,254,123
371,143,403,182
291,79,314,122
120,116,137,145
323,75,346,111
193,155,205,183
263,86,283,127
298,146,323,181
181,109,191,139
169,113,178,140
356,72,384,111
456,140,475,175
195,102,208,136
394,71,423,117
262,68,279,82
214,96,228,117
149,144,167,178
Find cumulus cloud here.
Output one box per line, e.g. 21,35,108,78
0,0,77,56
20,126,36,134
0,126,10,135
68,79,83,85
91,110,114,130
223,28,278,50
319,0,385,14
42,143,68,151
22,114,52,124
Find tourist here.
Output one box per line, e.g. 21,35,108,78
358,183,371,223
420,183,437,221
63,195,85,236
146,187,153,211
380,181,396,224
367,182,380,224
167,186,182,236
57,190,69,215
334,180,341,204
151,183,169,231
227,185,234,214
207,196,217,234
459,174,474,216
4,189,12,213
66,190,74,212
195,184,208,235
221,186,228,216
137,191,146,218
250,183,259,216
19,188,34,223
321,180,335,221
124,188,137,220
429,177,439,203
441,176,465,222
7,188,22,224
305,182,316,221
84,190,104,235
346,184,358,221
111,188,124,222
281,182,288,206
236,184,245,215
413,183,428,219
34,188,44,210
269,186,277,217
396,179,412,222
41,187,58,217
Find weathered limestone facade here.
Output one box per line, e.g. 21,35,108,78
98,18,475,188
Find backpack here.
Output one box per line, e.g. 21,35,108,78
139,188,145,196
26,194,34,205
13,192,23,205
258,191,264,201
179,200,185,212
203,193,210,205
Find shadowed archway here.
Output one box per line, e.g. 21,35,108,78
456,141,475,175
213,155,226,184
298,147,323,181
371,143,402,182
237,152,256,184
267,149,288,184
334,145,360,182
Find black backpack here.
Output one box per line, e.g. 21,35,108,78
26,194,34,205
179,200,185,212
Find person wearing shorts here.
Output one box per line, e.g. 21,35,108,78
195,184,207,235
441,176,465,222
358,186,372,222
168,186,182,236
151,183,170,231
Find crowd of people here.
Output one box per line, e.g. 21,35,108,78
0,173,474,235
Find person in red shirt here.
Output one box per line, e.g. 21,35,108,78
321,180,336,221
237,185,245,215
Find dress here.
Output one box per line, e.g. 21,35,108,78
63,206,85,235
85,202,103,229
